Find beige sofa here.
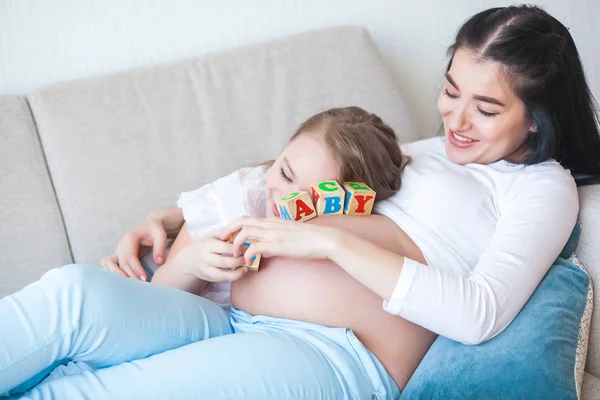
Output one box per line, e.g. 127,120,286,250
1,27,599,398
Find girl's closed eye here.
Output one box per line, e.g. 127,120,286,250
279,167,293,183
444,88,459,99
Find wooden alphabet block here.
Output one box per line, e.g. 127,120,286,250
241,241,261,271
228,231,261,271
342,182,376,216
275,191,317,222
311,180,345,216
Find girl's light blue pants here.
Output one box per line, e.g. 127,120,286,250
0,264,399,399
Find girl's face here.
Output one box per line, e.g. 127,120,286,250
437,48,536,165
266,131,340,217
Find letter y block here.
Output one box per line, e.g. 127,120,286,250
342,182,376,216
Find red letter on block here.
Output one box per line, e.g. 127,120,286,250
311,186,321,205
354,195,374,213
295,199,315,221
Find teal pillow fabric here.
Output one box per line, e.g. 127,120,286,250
560,222,582,259
401,225,590,399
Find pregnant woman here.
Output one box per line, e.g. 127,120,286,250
2,5,600,400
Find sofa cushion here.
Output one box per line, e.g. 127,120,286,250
576,185,600,378
582,372,600,400
0,96,72,298
26,26,419,266
400,254,592,400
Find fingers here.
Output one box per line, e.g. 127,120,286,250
127,254,147,282
231,226,269,256
100,255,127,278
206,252,248,269
149,223,168,265
243,242,269,266
204,237,249,268
117,233,147,281
201,236,239,255
218,216,264,242
205,265,248,282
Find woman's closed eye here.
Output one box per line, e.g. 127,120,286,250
279,167,293,183
477,108,498,117
444,89,499,117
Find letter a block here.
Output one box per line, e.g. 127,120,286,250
342,182,376,216
275,191,317,222
311,180,345,216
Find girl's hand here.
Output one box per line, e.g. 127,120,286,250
219,216,340,266
101,213,171,281
169,228,249,282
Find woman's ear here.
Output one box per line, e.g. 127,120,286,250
529,121,538,133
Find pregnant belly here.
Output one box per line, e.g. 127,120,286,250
230,215,437,390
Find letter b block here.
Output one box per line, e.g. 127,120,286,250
342,182,376,216
311,180,345,216
275,191,317,222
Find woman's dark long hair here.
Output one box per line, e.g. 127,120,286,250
447,5,600,181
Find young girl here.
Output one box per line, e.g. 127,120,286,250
155,106,410,312
1,106,411,399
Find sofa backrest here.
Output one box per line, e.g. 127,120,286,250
25,26,420,266
576,186,600,377
0,96,73,296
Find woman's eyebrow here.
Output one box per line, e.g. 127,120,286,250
283,156,296,178
446,73,460,90
445,73,505,107
473,95,505,107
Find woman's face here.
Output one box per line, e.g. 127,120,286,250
266,131,340,217
437,48,536,165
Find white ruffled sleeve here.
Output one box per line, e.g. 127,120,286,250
177,166,268,241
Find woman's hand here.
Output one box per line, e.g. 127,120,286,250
219,216,340,266
163,228,249,283
101,209,182,281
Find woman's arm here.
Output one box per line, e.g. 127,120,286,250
328,176,579,344
151,222,209,296
225,172,579,345
306,214,423,301
227,216,409,302
101,207,185,280
150,207,185,239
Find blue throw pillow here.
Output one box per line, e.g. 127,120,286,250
560,222,582,259
401,224,591,400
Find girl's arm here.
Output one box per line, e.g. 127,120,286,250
151,222,209,296
151,165,268,294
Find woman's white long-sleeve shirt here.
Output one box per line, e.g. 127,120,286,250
176,137,579,344
376,137,579,344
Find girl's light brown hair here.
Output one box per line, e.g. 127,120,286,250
275,106,410,201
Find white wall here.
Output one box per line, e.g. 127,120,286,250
1,0,598,136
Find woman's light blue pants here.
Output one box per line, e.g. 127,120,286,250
0,264,399,399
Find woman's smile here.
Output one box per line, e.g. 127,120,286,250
448,129,479,149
